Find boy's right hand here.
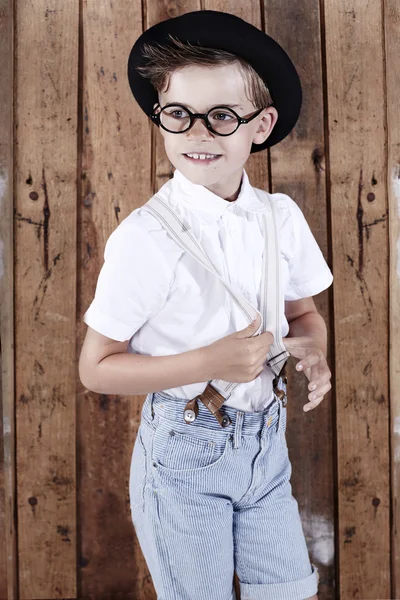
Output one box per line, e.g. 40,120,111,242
204,314,274,383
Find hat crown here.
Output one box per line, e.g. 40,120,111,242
127,10,302,151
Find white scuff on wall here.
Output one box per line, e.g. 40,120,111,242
0,167,9,281
392,417,400,464
392,164,400,279
301,512,335,566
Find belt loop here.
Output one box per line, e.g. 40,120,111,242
233,412,244,449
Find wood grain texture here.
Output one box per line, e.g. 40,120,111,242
203,0,270,192
14,1,79,597
76,0,153,597
263,1,335,597
386,0,400,597
201,4,270,600
324,0,390,597
1,1,395,598
0,0,16,598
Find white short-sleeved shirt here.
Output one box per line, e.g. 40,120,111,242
83,167,333,412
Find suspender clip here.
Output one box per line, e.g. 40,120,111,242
184,398,199,424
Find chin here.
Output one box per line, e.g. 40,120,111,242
183,170,219,186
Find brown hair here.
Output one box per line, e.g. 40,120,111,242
135,34,274,110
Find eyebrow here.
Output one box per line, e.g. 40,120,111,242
168,102,243,110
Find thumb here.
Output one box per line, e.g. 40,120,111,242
236,318,259,338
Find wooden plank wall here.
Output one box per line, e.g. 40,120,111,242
77,1,151,598
325,1,390,597
0,0,398,598
0,1,16,599
388,0,400,596
12,0,79,598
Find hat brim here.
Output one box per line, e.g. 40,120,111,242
127,10,302,152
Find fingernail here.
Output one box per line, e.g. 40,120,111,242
297,364,303,370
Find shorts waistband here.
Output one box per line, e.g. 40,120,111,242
143,390,282,436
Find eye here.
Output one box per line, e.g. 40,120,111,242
165,108,189,119
212,112,234,121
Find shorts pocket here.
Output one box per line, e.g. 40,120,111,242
152,422,230,474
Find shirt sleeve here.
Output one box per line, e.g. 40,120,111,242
284,196,333,301
83,220,173,341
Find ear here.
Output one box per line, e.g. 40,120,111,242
252,107,278,145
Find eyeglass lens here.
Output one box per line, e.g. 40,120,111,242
158,105,239,134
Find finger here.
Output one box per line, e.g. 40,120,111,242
296,350,324,373
307,372,332,393
299,362,317,384
307,381,332,402
253,332,275,353
304,382,332,411
282,336,315,351
303,395,325,412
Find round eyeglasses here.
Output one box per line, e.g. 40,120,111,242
150,103,265,136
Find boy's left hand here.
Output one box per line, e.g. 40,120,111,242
281,335,332,412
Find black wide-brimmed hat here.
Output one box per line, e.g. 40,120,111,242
127,10,302,152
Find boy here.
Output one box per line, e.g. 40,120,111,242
79,10,333,600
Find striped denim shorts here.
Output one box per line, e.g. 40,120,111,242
129,391,319,600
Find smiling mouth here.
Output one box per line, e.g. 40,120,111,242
183,153,222,163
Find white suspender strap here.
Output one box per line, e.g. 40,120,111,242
254,188,289,371
142,189,290,399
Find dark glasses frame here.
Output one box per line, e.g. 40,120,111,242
150,103,266,136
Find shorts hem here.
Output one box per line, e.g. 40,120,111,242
239,563,319,600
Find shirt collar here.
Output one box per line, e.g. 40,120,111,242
170,167,266,224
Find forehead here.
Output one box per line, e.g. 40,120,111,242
159,63,250,110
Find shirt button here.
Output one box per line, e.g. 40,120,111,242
152,461,158,468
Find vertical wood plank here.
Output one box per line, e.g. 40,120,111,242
148,3,267,598
136,3,204,596
206,4,267,600
150,1,202,196
386,0,400,597
0,0,17,598
77,0,152,597
202,0,270,193
324,0,390,597
151,1,269,195
264,1,335,597
14,2,79,597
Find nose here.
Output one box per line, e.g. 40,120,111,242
186,116,214,138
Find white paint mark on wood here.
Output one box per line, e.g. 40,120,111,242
301,512,335,566
3,416,11,436
0,167,9,281
44,311,69,323
0,167,8,210
393,416,400,435
393,417,400,463
338,313,363,324
0,237,4,281
392,165,400,280
392,164,400,217
397,237,400,280
394,444,400,464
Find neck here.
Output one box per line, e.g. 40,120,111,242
205,171,244,202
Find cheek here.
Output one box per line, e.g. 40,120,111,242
161,135,180,159
227,134,253,158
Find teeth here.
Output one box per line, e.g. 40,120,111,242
186,153,219,160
